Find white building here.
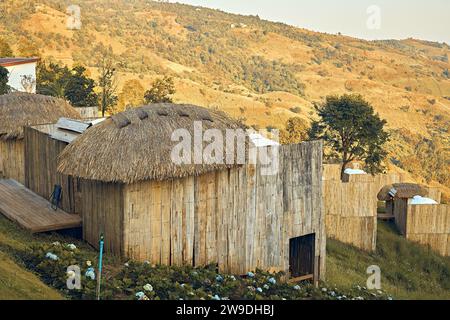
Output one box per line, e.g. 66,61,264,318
0,57,39,93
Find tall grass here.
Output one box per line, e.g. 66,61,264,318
326,221,450,300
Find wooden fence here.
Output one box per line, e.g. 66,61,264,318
24,125,79,213
0,139,24,184
323,164,410,251
395,202,450,256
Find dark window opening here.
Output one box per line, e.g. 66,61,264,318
289,233,315,279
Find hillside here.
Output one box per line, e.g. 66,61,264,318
327,221,450,300
0,0,449,192
0,218,63,299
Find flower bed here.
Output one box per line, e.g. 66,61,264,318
24,243,393,300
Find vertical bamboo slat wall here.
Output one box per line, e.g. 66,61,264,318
426,187,442,203
394,201,450,256
79,180,125,256
323,164,410,251
82,142,326,278
24,126,78,213
0,140,25,184
393,199,409,235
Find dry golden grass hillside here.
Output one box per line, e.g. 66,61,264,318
1,0,449,194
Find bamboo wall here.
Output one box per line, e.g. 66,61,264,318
24,126,79,213
393,199,409,235
323,164,410,251
0,139,25,184
427,187,442,203
79,180,125,255
394,201,450,256
82,142,326,279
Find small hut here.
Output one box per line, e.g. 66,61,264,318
24,118,104,213
377,183,429,222
57,104,326,279
378,183,449,256
0,92,81,183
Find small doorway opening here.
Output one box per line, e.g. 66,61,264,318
289,233,315,281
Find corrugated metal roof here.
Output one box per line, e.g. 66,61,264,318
49,117,105,144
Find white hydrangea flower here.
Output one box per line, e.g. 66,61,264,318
45,252,58,261
143,284,153,292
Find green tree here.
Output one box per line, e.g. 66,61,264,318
0,66,10,94
37,62,98,107
65,66,98,108
309,94,389,178
144,76,175,104
37,62,71,98
0,38,13,57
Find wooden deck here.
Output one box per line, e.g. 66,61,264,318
0,179,81,233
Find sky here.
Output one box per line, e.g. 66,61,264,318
169,0,450,44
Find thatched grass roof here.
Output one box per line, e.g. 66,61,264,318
58,104,247,183
0,92,81,140
377,183,429,201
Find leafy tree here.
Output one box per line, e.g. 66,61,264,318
97,53,118,116
309,94,389,178
65,66,98,108
37,62,98,107
280,117,309,145
116,79,145,113
0,66,10,94
144,76,175,104
37,62,70,98
0,38,13,57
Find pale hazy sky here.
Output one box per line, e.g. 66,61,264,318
170,0,450,44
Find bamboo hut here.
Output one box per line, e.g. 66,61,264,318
0,92,80,184
24,118,104,213
378,183,449,256
57,104,326,280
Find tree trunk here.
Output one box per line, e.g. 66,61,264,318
340,161,349,181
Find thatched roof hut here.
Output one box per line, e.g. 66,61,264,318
0,92,81,140
57,103,247,183
0,92,80,183
377,183,429,201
